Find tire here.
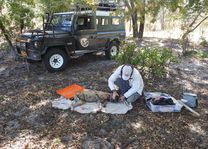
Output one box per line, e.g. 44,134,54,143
105,42,119,59
44,48,69,72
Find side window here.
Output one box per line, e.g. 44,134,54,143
76,15,95,30
101,18,104,25
51,14,72,31
62,15,72,26
51,16,62,26
96,18,99,25
101,17,109,25
104,18,109,25
112,18,120,25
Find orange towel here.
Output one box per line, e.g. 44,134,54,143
56,84,85,99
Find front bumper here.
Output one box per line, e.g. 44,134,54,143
16,42,42,61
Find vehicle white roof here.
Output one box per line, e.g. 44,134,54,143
53,10,117,17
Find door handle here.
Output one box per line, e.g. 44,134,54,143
90,36,97,39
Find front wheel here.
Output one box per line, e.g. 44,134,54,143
105,42,119,59
44,48,69,72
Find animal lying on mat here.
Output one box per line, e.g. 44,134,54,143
74,89,110,105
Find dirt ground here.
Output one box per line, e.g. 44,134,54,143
0,38,208,149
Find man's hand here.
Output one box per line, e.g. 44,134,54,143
119,95,126,102
112,91,119,100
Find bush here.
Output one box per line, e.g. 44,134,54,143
116,41,177,78
0,42,10,51
199,38,208,47
183,50,208,59
115,41,138,65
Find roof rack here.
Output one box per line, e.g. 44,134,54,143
70,2,119,12
97,3,117,11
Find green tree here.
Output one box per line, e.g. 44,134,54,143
124,0,145,38
123,0,168,38
181,0,208,53
165,0,208,53
0,0,35,52
0,0,15,51
37,0,97,15
8,0,35,33
37,0,72,15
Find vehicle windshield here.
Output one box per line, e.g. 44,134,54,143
48,14,72,31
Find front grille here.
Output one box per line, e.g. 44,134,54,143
27,43,35,50
16,42,26,50
20,42,26,48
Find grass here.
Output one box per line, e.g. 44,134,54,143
53,138,62,145
0,95,10,101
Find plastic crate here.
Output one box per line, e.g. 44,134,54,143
144,92,182,112
146,101,182,112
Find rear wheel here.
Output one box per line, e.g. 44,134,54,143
44,48,68,72
105,42,119,59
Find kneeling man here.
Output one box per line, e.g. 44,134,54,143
108,64,144,104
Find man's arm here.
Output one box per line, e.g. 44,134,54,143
108,65,123,91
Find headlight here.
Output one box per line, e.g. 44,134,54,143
20,42,26,48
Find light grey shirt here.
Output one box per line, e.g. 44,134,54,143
108,65,144,98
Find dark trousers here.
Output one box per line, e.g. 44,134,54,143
111,78,140,103
115,78,131,95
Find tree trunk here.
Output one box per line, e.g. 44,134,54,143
160,8,165,30
131,13,138,38
138,0,145,39
138,14,145,38
20,17,24,34
0,19,15,52
124,0,138,38
181,31,190,54
20,21,24,34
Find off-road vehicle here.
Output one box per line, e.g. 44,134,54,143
16,4,125,72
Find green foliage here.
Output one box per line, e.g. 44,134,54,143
0,95,10,101
37,0,73,14
116,41,177,78
37,0,96,15
115,41,138,65
0,41,10,51
0,0,36,42
199,37,208,47
146,0,166,21
162,0,208,53
183,50,208,59
8,0,35,32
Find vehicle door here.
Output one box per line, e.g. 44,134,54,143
45,14,75,50
74,14,97,51
96,16,110,50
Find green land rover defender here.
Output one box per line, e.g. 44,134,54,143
16,5,125,72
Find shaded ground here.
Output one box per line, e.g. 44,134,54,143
0,38,208,149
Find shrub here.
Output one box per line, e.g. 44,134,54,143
115,41,138,65
199,38,208,47
116,41,177,78
183,50,208,59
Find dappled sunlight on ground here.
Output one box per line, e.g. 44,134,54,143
0,39,208,148
188,123,206,136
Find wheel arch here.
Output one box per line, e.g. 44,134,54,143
106,38,120,49
42,45,71,58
